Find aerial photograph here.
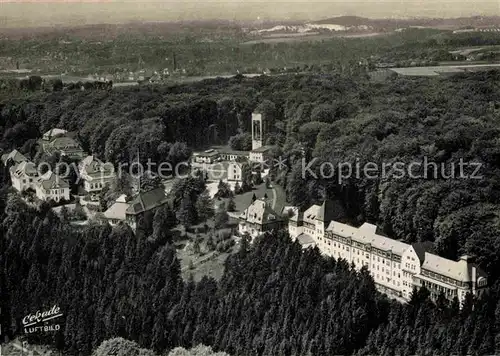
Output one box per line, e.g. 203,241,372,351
1,0,500,355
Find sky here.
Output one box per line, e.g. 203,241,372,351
0,0,499,28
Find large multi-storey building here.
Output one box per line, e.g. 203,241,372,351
289,201,488,305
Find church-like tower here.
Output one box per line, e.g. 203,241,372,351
251,113,263,151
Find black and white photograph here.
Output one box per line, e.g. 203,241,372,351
0,0,500,355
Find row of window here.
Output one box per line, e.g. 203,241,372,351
326,232,402,262
89,182,104,190
404,262,416,271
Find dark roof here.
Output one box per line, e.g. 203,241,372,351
251,145,273,153
239,198,283,225
1,149,28,165
213,146,249,156
37,171,69,189
316,200,345,223
412,241,435,264
125,187,169,215
79,156,114,176
195,150,220,157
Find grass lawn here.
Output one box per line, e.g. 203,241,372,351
174,219,238,282
177,247,234,282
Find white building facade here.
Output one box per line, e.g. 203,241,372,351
227,162,242,182
289,201,488,305
10,161,38,192
78,155,115,194
35,171,70,202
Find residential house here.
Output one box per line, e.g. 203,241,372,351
238,198,285,239
103,194,129,226
124,187,171,230
10,161,38,192
42,134,86,160
1,149,28,166
290,201,489,305
35,170,70,202
104,187,170,230
78,155,115,195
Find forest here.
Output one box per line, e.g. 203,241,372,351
2,70,500,277
1,192,500,356
2,68,500,354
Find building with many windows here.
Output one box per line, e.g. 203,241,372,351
289,201,488,305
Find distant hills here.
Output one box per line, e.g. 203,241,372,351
248,15,500,36
314,15,500,29
1,16,500,40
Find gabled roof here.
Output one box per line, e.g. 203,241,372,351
125,187,169,215
412,241,434,264
421,254,487,283
303,204,321,223
1,149,28,165
326,221,410,256
239,198,282,225
10,161,37,177
48,136,82,150
37,171,69,189
79,155,114,177
104,201,129,221
316,200,344,223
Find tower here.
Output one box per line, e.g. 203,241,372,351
251,113,263,150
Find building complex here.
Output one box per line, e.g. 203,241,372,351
3,129,114,203
191,111,274,184
288,201,488,305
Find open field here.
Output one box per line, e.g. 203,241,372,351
390,63,500,76
178,247,234,282
242,31,385,45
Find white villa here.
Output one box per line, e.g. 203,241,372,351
289,201,488,305
35,171,70,202
10,161,38,192
78,155,115,195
